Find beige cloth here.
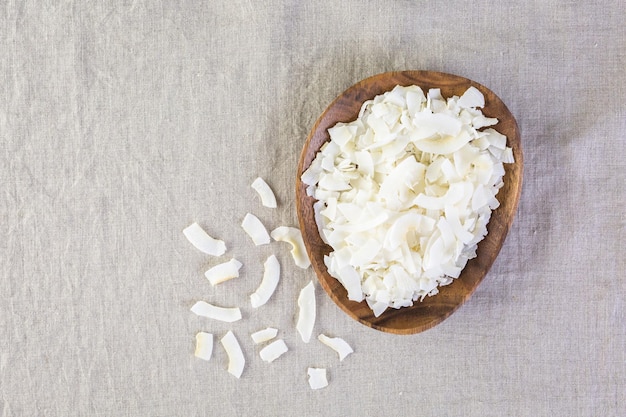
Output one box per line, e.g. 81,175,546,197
1,1,624,416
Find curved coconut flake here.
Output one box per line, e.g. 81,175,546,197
328,123,355,148
413,129,472,155
307,368,328,390
194,332,213,361
220,331,245,378
317,334,354,361
241,213,270,246
190,301,242,323
251,177,277,208
296,281,316,343
444,206,474,244
259,339,288,363
366,298,389,318
472,114,498,132
251,327,278,344
411,112,463,140
335,264,364,302
250,255,280,308
270,226,311,269
355,150,374,177
204,258,243,286
457,86,485,109
378,156,426,210
501,147,515,164
183,222,226,256
318,171,351,192
349,238,381,268
384,212,435,251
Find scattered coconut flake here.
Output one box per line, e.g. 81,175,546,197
251,177,278,208
317,334,354,361
204,258,243,286
241,213,271,246
307,368,328,389
190,301,242,323
301,84,514,314
194,332,213,361
270,226,311,269
220,331,245,378
183,222,226,256
259,339,288,363
250,255,281,308
296,281,316,343
251,327,279,344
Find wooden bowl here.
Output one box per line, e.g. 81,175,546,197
296,71,523,335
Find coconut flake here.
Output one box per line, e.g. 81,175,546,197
204,258,243,286
183,222,226,256
194,332,213,361
190,301,242,322
250,254,280,308
334,264,364,302
251,327,278,344
307,368,328,389
317,334,354,361
220,331,245,378
270,226,311,269
296,281,316,343
457,86,485,109
241,213,271,246
501,147,515,164
259,339,288,363
251,177,278,208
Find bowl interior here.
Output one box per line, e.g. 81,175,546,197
296,71,523,334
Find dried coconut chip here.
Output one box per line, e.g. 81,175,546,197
270,226,311,269
307,368,328,389
194,332,213,361
204,258,242,286
251,177,277,208
259,339,288,363
220,331,245,378
250,254,280,308
241,213,270,246
190,301,242,323
296,281,316,343
183,222,226,256
317,334,353,361
251,327,278,344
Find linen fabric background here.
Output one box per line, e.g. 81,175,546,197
1,1,624,416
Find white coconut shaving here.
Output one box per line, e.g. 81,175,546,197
204,258,243,286
251,177,278,208
270,226,311,269
241,213,271,246
194,332,213,361
190,301,242,323
317,334,353,361
250,254,281,308
296,281,316,343
183,222,226,256
307,367,328,389
220,331,245,378
301,84,514,316
259,339,288,363
251,327,279,344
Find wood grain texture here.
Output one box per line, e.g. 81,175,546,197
296,71,523,335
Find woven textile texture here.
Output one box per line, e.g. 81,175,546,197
1,1,624,416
